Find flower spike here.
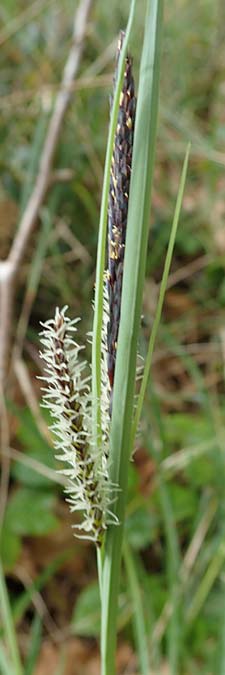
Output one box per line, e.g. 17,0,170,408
39,306,115,546
107,31,136,408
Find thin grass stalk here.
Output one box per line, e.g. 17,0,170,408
147,391,181,674
0,561,23,675
19,110,50,216
101,2,164,673
123,144,190,675
0,645,14,675
14,204,54,358
131,144,190,447
219,588,225,675
186,537,225,625
123,540,150,675
12,554,67,626
24,615,42,675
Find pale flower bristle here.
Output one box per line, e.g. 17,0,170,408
39,305,117,546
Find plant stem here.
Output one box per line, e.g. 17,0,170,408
123,540,150,675
0,561,23,675
101,2,163,672
0,643,14,675
97,545,104,601
131,144,190,447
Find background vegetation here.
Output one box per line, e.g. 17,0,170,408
1,0,225,672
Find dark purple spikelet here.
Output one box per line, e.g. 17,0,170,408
107,31,136,404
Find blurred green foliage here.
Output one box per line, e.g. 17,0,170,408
1,0,225,672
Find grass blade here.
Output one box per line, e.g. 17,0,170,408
131,143,190,447
0,561,23,675
0,642,15,675
147,390,181,674
19,111,50,216
187,536,225,625
24,615,42,675
123,540,150,675
12,553,68,625
219,590,225,675
101,1,164,673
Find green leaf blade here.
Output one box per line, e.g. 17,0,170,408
101,2,164,673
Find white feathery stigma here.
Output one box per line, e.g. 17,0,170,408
39,305,117,546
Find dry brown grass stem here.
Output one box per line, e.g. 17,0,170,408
0,0,93,388
0,0,93,535
0,74,112,110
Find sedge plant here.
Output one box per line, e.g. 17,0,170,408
38,0,191,673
